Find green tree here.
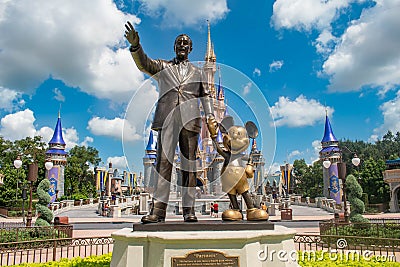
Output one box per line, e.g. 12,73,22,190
359,157,389,204
293,159,323,198
64,146,101,198
0,136,47,208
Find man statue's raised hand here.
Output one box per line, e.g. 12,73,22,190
124,21,140,48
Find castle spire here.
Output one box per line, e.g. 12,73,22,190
251,138,258,152
49,112,66,146
205,20,216,62
217,66,224,100
145,130,156,152
321,115,338,144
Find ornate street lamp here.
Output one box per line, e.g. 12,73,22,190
13,156,23,169
14,156,52,227
323,159,332,169
45,158,54,171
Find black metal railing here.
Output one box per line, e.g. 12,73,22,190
0,236,114,266
294,234,400,259
0,225,73,245
369,218,400,224
319,220,400,238
0,222,26,229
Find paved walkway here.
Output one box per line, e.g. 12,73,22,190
51,205,335,237
2,205,399,238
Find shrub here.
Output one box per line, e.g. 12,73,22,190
34,179,53,226
12,253,112,267
298,251,400,266
346,175,369,223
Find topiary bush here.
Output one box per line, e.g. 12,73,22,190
345,174,369,223
34,179,53,226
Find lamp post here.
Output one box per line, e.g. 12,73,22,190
323,151,360,223
21,185,27,225
14,156,53,226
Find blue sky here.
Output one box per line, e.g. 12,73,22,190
0,0,399,174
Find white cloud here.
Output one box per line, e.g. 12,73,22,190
53,88,65,102
242,82,252,96
0,109,36,140
138,0,229,27
0,0,144,103
267,162,281,176
371,89,400,140
36,126,54,144
107,155,128,170
271,95,333,127
0,86,24,111
87,116,141,142
253,68,261,77
0,109,92,148
288,150,301,160
271,0,357,31
311,139,322,162
314,29,338,55
323,1,400,93
269,60,284,72
81,136,94,147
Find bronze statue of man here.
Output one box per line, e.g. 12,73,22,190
125,21,218,223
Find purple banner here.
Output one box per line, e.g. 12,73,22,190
48,167,59,203
329,164,341,204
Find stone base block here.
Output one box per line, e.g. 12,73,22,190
111,225,299,267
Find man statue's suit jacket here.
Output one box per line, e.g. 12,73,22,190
131,45,214,133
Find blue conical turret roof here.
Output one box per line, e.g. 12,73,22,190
145,130,156,151
49,115,65,145
224,107,229,117
321,115,338,143
216,129,223,143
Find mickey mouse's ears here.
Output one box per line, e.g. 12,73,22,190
245,121,258,139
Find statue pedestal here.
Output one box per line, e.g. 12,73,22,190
111,222,298,267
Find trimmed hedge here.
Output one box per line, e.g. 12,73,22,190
8,251,400,267
12,253,112,267
298,251,400,267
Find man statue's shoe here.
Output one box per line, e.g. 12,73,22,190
183,214,198,222
141,214,165,224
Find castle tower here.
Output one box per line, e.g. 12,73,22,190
249,139,265,194
319,114,342,202
46,112,67,202
215,67,226,123
106,162,113,197
143,130,157,192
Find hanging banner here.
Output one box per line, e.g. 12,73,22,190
280,164,292,195
329,163,341,204
48,167,59,203
96,170,100,191
132,173,136,188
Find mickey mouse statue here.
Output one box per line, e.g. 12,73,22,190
211,116,269,221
